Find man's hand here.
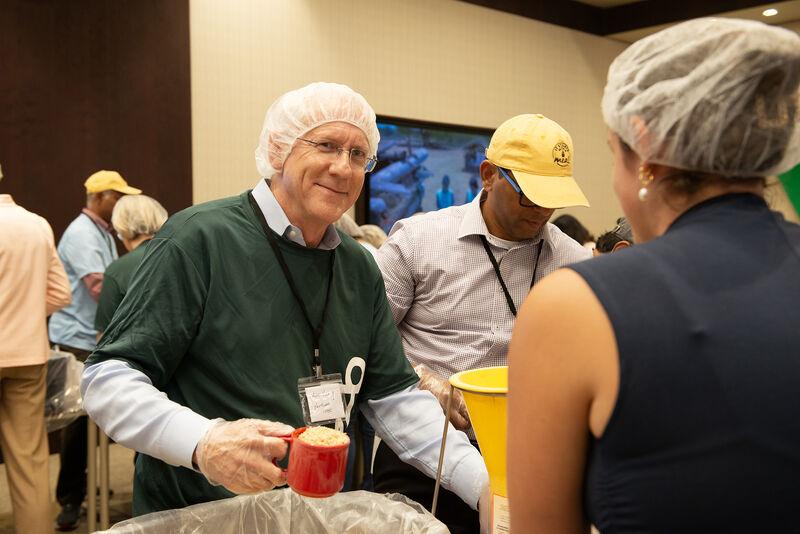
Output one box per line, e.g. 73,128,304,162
414,364,471,430
194,418,294,494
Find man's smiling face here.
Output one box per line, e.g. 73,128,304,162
279,121,369,231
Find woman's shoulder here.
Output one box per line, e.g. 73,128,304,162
106,243,149,277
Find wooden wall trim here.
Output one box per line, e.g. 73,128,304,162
0,0,192,241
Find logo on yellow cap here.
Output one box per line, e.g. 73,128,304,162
553,142,571,168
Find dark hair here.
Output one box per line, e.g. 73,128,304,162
659,172,765,198
596,217,634,252
596,231,624,253
552,214,594,245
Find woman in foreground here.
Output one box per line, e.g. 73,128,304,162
507,18,800,533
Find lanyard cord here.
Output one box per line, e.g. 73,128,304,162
479,236,544,317
248,193,335,377
82,212,115,257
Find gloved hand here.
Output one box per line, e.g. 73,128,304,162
414,364,471,430
194,418,295,494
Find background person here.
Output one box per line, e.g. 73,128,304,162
334,213,377,256
0,166,71,534
436,174,455,209
374,114,591,534
95,195,168,336
48,170,141,531
552,213,595,249
359,223,388,250
465,176,480,203
593,216,633,255
508,18,800,533
80,82,488,517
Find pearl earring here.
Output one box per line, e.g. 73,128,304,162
638,165,654,202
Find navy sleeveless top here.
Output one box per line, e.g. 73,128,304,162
570,194,800,533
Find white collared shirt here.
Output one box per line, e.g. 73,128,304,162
377,194,592,378
250,179,341,250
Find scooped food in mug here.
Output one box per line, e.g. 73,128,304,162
298,426,350,447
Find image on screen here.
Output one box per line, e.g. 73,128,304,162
366,117,493,234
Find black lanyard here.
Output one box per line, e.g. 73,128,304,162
248,193,335,378
479,235,544,317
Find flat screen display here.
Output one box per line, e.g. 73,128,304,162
363,117,493,233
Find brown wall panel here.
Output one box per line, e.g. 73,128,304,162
0,0,192,241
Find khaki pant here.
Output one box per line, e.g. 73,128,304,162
0,364,54,534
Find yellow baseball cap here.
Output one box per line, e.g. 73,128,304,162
84,170,142,195
485,114,589,209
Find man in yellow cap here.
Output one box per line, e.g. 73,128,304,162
49,169,140,531
373,114,591,534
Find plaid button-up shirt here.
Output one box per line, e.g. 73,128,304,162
376,195,592,379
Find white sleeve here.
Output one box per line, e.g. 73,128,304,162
81,359,216,469
361,384,489,510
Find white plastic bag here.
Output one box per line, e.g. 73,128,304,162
97,489,448,534
45,347,84,432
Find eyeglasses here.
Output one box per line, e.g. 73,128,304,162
297,138,378,172
496,167,539,208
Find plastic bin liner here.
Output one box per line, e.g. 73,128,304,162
45,347,84,433
97,489,449,534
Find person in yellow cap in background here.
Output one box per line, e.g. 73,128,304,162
48,169,141,531
373,114,591,534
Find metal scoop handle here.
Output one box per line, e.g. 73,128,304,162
431,384,455,516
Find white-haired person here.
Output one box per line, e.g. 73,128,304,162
359,223,388,250
334,216,389,257
80,82,488,516
508,18,800,533
94,195,168,336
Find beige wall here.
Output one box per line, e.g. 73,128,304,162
190,1,800,234
781,19,800,33
190,0,628,234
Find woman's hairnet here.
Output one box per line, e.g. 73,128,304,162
255,82,380,178
602,18,800,177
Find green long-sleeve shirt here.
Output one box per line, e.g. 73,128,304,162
94,240,150,333
88,191,417,514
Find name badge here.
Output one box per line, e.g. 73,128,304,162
298,373,346,426
306,383,346,422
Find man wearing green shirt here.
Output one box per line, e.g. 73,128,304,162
81,82,488,516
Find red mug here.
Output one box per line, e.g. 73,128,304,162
274,427,350,498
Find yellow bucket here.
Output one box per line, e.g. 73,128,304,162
449,366,508,497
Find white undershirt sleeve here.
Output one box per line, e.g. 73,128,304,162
361,384,488,510
81,359,216,469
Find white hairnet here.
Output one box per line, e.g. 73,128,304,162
255,82,380,178
602,18,800,177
